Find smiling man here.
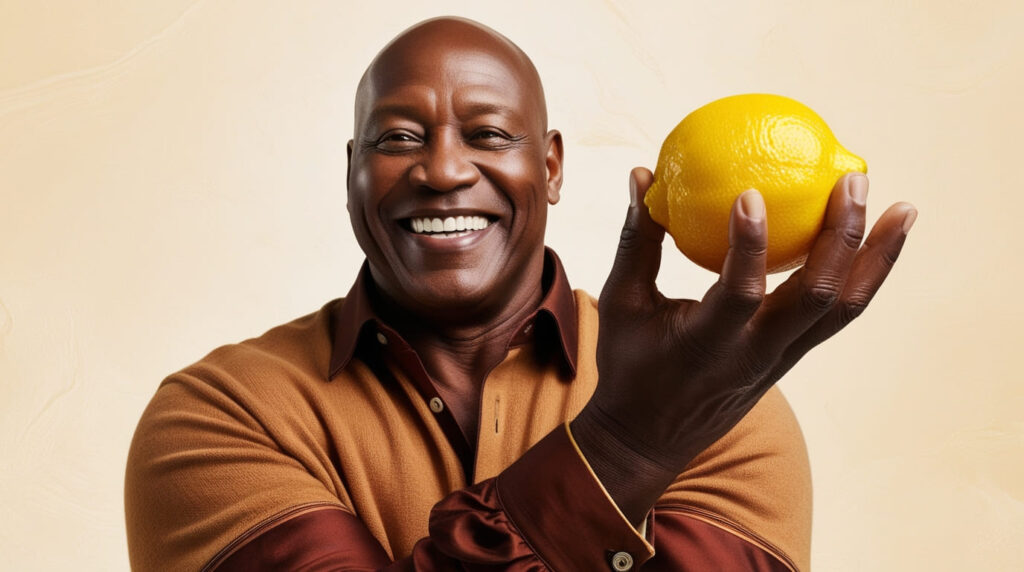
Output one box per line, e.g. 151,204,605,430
343,27,564,451
126,17,915,571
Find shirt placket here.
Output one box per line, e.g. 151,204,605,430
370,322,476,481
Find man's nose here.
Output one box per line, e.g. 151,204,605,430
408,130,480,192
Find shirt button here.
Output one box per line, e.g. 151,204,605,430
610,551,633,571
376,332,388,345
429,397,444,413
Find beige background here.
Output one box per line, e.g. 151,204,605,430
2,1,1022,569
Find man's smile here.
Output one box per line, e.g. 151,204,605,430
395,212,499,251
406,214,493,236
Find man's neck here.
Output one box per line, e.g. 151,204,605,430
368,255,549,450
372,268,544,382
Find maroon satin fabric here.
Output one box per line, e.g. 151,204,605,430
215,503,789,571
213,506,390,571
215,428,790,571
642,509,791,571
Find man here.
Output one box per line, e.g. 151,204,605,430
126,17,915,571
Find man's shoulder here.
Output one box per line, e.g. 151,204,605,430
126,299,354,572
165,299,344,396
659,386,812,571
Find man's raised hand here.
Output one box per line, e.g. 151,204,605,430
571,167,916,525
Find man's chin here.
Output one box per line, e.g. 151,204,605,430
388,270,505,322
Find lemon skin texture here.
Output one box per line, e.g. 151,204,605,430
645,94,867,274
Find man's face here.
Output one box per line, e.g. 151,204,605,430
347,22,563,320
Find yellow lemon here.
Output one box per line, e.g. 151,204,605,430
644,93,866,273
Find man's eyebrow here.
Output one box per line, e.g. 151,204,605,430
457,101,519,118
359,93,525,129
364,102,428,125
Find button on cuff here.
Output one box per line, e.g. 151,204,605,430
610,551,634,571
429,397,444,413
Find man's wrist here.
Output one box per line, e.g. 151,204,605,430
495,423,656,570
570,406,681,525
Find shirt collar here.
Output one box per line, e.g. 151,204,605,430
328,247,578,380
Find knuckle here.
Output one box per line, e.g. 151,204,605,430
835,297,869,326
839,225,866,250
880,245,902,268
862,235,904,269
738,244,768,259
617,223,641,250
720,282,764,315
801,281,841,311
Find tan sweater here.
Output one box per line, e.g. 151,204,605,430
125,265,811,571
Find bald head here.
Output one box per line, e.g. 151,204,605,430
354,17,548,136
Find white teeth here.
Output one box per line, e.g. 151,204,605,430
409,215,491,235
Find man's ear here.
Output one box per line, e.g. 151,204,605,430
544,130,564,205
346,140,354,212
346,140,354,191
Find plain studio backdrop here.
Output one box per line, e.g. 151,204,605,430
2,1,1022,570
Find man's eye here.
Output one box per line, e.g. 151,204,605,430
373,132,422,152
470,129,518,149
473,129,505,140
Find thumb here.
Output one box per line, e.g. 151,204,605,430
601,167,666,304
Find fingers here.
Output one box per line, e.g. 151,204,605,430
691,190,768,337
780,201,917,363
601,167,666,306
753,173,869,350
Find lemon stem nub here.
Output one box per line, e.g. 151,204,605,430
834,147,868,174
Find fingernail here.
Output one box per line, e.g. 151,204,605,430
739,189,765,222
902,208,918,233
847,173,868,207
629,173,638,208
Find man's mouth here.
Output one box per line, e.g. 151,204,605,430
405,215,493,239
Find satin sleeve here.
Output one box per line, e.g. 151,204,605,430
212,424,797,571
210,425,652,570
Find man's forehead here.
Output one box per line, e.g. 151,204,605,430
354,17,547,129
367,50,524,94
372,17,528,73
